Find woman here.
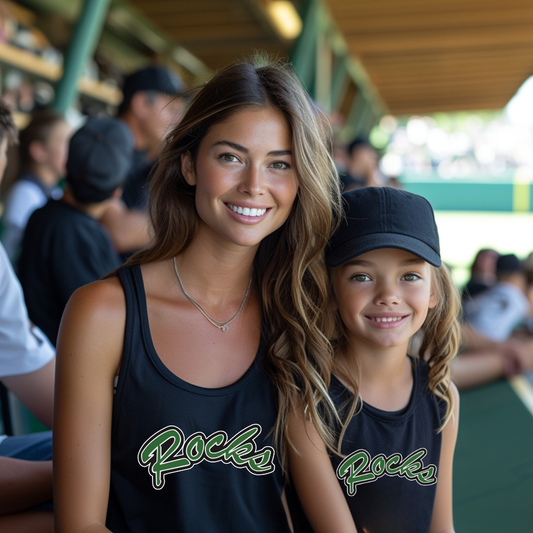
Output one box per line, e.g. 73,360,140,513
54,57,341,532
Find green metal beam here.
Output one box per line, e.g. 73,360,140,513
290,0,319,92
291,0,388,137
314,20,332,110
342,92,369,142
52,0,111,115
362,107,378,138
330,54,349,112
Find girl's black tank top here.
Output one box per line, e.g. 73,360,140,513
329,358,444,533
289,358,444,533
106,265,291,533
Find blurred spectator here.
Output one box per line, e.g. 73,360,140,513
341,137,386,191
453,253,533,390
119,65,186,210
461,248,499,301
523,251,533,286
0,110,71,264
18,118,133,345
100,65,187,254
463,254,529,342
452,324,533,390
0,96,54,533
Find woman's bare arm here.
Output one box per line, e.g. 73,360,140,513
288,410,358,533
53,278,125,533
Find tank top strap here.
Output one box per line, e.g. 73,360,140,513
113,264,145,429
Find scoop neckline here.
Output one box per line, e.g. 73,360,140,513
132,263,263,397
332,356,419,422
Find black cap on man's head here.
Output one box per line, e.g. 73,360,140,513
119,65,185,114
66,118,134,204
496,254,522,274
326,187,441,268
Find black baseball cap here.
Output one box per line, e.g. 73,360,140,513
496,254,522,274
66,118,134,204
326,187,441,268
119,65,185,114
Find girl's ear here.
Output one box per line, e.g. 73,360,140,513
181,152,196,186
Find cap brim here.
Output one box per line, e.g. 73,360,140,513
326,233,441,268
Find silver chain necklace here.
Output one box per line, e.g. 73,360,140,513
173,257,252,333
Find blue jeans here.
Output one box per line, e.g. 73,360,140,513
0,430,52,460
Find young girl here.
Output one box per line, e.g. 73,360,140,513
289,187,461,533
53,57,341,533
1,110,71,263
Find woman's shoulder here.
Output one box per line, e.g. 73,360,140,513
69,275,125,310
59,277,126,348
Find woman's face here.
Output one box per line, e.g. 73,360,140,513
182,106,299,251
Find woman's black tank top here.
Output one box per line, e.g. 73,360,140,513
106,265,291,533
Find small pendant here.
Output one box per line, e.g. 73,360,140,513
221,325,229,333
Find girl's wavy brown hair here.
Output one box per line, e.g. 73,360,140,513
122,55,342,468
331,263,462,451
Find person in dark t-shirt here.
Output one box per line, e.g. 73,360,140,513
18,118,134,345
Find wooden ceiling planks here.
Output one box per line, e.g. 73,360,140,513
325,0,533,114
125,0,288,72
124,0,533,115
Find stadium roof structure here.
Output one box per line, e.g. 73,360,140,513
325,0,533,116
124,0,533,117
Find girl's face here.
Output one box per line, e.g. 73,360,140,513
332,247,437,352
182,106,298,250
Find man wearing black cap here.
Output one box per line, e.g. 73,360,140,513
18,118,134,346
100,65,186,254
120,65,185,207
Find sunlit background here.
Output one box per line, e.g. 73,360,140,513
368,76,533,286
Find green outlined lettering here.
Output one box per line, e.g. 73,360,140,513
336,448,437,496
138,424,275,490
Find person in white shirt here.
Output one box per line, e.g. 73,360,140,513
0,99,54,533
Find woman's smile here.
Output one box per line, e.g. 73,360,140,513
225,203,269,218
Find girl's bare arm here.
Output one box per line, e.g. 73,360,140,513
430,382,460,533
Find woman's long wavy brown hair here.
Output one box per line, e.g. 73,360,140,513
123,55,342,468
331,263,462,451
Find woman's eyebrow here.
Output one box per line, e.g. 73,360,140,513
212,141,292,157
268,150,292,156
213,140,247,152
